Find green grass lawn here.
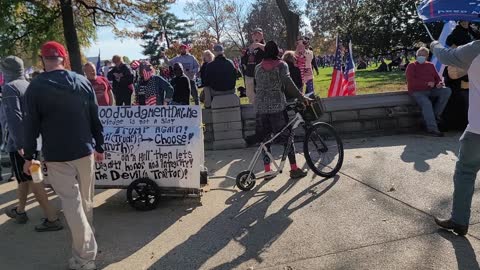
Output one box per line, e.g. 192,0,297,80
236,65,407,102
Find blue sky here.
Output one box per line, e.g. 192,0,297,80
85,0,306,60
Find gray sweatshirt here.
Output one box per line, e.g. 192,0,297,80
169,54,200,80
0,56,29,152
431,40,480,135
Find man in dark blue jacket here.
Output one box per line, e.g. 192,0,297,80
203,44,237,108
23,41,104,270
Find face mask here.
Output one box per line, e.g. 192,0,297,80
417,56,426,64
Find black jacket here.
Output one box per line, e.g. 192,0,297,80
204,56,237,91
107,63,134,94
241,47,264,77
24,70,104,162
199,62,208,87
171,75,191,105
287,62,303,89
446,25,480,47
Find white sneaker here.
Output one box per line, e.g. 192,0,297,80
69,258,97,270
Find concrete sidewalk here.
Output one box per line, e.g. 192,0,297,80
0,133,479,270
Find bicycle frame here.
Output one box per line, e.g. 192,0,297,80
246,112,305,180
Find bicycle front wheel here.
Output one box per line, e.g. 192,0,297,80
303,122,344,177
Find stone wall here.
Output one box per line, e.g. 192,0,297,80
203,91,423,150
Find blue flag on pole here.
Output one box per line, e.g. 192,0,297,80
418,0,480,23
96,50,102,76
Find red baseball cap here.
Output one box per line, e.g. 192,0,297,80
180,44,188,49
41,41,68,58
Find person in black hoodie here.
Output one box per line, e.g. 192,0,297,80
442,21,480,131
446,21,480,48
107,55,134,105
241,28,265,104
23,41,104,270
282,50,303,90
171,63,193,105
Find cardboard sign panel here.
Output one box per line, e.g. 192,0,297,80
95,106,203,189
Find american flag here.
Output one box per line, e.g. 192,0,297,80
130,60,140,70
342,40,356,96
328,37,356,97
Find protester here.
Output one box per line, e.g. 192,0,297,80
171,63,193,105
282,50,303,90
134,61,173,106
446,21,480,48
405,47,451,137
198,50,215,104
376,58,388,72
107,55,134,106
388,55,402,71
241,28,265,104
101,60,112,77
169,44,200,81
23,41,104,270
295,36,315,94
203,44,237,108
0,56,63,230
84,62,114,106
254,40,308,180
199,50,214,87
442,21,479,131
431,40,480,236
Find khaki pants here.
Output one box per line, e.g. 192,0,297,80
203,87,236,108
245,76,255,104
47,154,97,264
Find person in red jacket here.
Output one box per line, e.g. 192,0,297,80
406,47,451,137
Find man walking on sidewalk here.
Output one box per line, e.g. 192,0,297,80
431,40,480,236
0,56,63,231
23,41,105,270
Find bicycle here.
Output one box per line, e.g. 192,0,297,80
236,99,344,191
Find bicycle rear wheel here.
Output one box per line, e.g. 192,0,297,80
303,122,344,177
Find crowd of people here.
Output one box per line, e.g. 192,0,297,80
1,20,480,269
0,27,318,269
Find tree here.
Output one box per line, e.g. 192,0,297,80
0,1,95,67
275,0,299,49
306,0,442,56
185,0,229,42
243,0,302,49
1,0,169,74
140,12,194,58
223,0,248,49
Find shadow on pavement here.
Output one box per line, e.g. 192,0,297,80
93,189,201,269
342,134,460,172
150,175,339,270
437,230,480,270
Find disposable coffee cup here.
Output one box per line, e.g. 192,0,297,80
30,163,44,183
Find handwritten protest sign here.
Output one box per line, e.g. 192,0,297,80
95,106,203,189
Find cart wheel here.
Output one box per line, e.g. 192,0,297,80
236,171,256,191
127,178,160,211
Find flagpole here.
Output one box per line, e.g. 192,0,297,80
422,23,435,41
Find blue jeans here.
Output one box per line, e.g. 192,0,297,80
451,132,480,226
412,88,451,131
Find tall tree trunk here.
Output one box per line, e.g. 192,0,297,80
60,0,83,74
276,0,299,49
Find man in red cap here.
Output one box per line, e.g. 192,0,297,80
23,41,104,270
